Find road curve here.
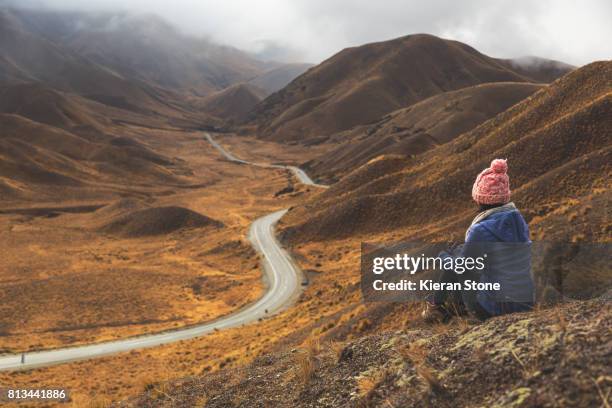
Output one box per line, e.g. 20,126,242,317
0,134,324,371
204,133,328,188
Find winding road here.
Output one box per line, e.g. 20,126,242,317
204,133,328,188
0,133,326,371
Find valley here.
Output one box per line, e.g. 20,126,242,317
0,3,609,408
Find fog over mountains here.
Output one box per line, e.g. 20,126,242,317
4,0,611,65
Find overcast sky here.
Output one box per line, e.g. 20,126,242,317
10,0,612,65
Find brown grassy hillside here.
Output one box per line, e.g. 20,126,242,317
3,8,274,96
122,64,609,408
0,9,194,119
0,83,103,130
124,299,611,408
305,82,543,181
248,63,314,95
500,56,576,83
0,113,187,203
281,61,611,244
99,206,223,237
200,83,266,123
60,14,270,96
249,34,572,143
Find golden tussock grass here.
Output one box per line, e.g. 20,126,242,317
357,368,387,399
294,336,322,384
295,351,316,384
328,340,346,363
396,342,444,393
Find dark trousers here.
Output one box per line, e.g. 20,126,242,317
432,268,490,320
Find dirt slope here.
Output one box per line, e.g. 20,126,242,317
124,299,611,408
280,61,611,244
249,34,572,143
305,82,544,181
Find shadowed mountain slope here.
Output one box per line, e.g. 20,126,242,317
500,56,576,84
3,8,272,96
304,82,544,181
99,206,223,237
0,112,187,202
248,63,314,95
0,9,197,119
200,83,266,123
281,61,611,243
249,34,573,143
0,83,103,131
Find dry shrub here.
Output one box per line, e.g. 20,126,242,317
414,364,443,392
139,371,174,401
430,322,450,335
592,376,611,408
357,368,388,401
295,336,322,384
397,343,428,364
454,315,472,333
356,318,372,333
329,340,346,363
397,343,444,393
306,336,321,356
83,395,112,408
295,351,316,384
473,346,487,362
510,348,540,380
554,307,569,349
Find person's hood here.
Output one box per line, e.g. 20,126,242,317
470,202,516,227
471,205,530,242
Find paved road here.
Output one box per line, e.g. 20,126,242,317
0,134,326,371
204,133,328,188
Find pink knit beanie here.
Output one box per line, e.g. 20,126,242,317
472,159,511,205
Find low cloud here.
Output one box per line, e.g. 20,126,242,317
4,0,610,65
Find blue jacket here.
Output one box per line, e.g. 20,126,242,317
465,207,534,316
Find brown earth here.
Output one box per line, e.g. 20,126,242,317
0,9,197,121
0,83,103,131
249,34,572,143
1,8,269,98
0,7,306,127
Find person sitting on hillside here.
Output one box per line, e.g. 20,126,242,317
422,158,535,322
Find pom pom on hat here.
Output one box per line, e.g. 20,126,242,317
490,159,507,174
472,158,511,205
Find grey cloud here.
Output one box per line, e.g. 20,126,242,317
4,0,611,65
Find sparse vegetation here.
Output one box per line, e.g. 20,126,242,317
126,299,611,407
295,351,316,384
0,6,608,407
